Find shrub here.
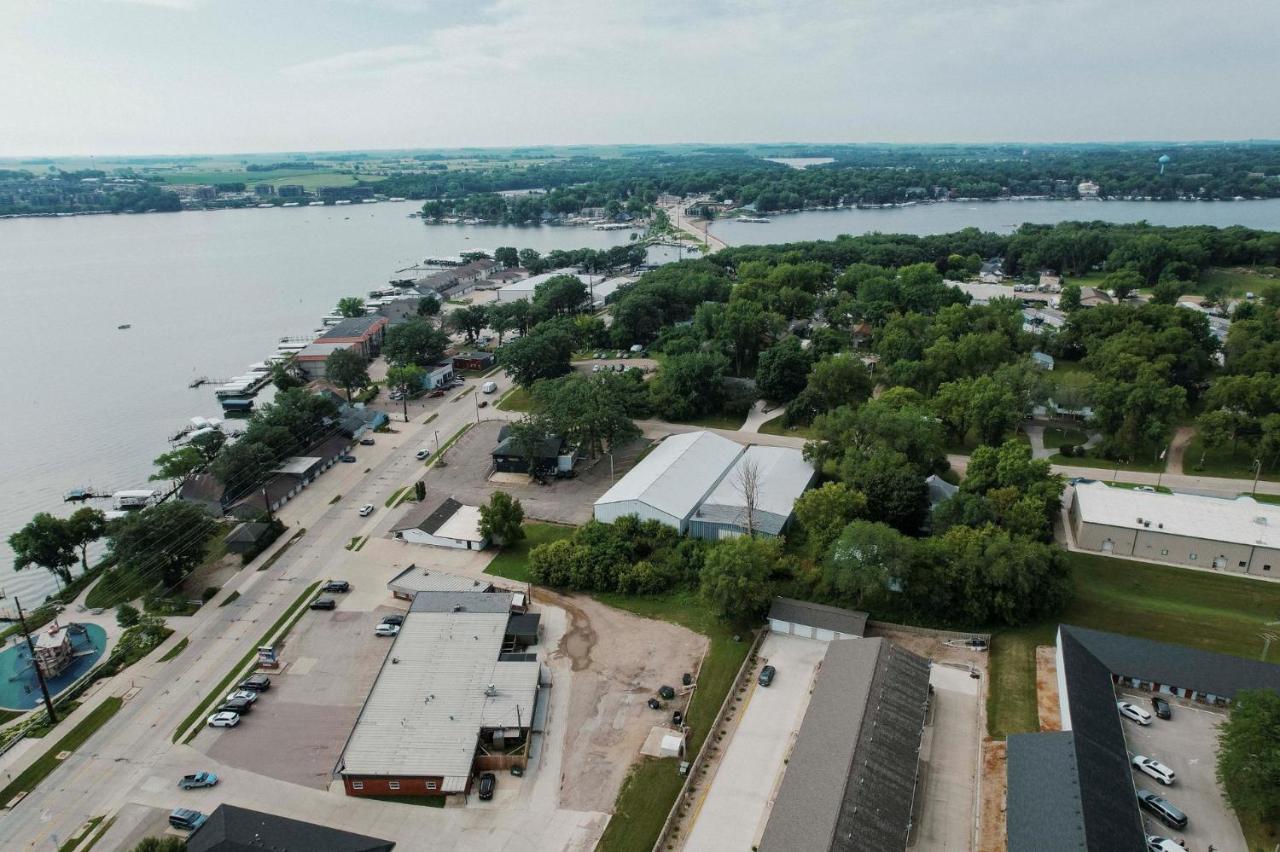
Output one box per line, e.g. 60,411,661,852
116,603,140,629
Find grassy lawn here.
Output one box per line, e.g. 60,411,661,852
987,551,1280,739
944,428,1025,456
758,414,816,439
385,486,409,507
0,697,123,807
1048,449,1168,473
594,589,752,852
1042,426,1088,449
58,815,104,852
259,527,305,571
1199,266,1280,299
1103,481,1171,493
1184,437,1280,482
667,411,746,431
158,637,189,661
495,386,531,412
483,523,575,583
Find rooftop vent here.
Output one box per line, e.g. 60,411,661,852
1255,516,1269,526
453,604,464,612
485,683,497,696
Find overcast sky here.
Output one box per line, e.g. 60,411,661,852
3,0,1279,157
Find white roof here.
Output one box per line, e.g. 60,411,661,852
595,431,744,521
35,626,69,650
497,267,579,295
341,598,539,781
1073,481,1280,548
274,456,321,476
695,446,814,532
436,504,485,542
386,566,491,595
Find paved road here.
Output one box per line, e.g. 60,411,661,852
662,202,728,252
0,371,519,849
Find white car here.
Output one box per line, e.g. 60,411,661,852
1117,701,1153,725
1132,755,1176,785
225,690,258,705
375,623,400,637
416,448,431,460
207,711,240,728
1147,836,1183,852
359,503,374,517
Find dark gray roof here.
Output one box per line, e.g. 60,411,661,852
410,590,512,614
506,612,540,640
767,597,867,637
493,435,563,459
225,522,271,545
180,473,226,504
1064,624,1280,701
187,804,394,852
1006,732,1087,851
320,315,384,340
759,638,930,852
392,496,463,534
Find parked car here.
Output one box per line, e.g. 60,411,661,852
477,772,496,800
1151,696,1172,719
482,381,498,394
478,400,488,408
340,455,357,463
169,808,208,831
206,711,240,728
1134,485,1156,493
178,772,219,790
1146,836,1184,852
359,503,374,517
758,665,777,687
359,437,375,446
416,448,431,460
1132,755,1176,785
375,623,400,637
428,389,446,398
1136,789,1187,830
323,580,350,593
225,689,258,705
1117,701,1152,725
310,597,336,610
218,698,252,715
381,614,405,626
239,674,271,692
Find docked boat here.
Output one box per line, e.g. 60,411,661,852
735,216,771,223
117,323,131,329
308,201,325,207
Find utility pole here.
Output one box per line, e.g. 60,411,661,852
474,391,480,424
16,598,56,725
262,484,273,522
435,429,440,455
1252,458,1263,496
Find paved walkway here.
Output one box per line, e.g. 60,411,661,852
1165,425,1197,475
738,400,777,434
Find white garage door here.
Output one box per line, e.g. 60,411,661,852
814,628,835,641
769,619,792,635
793,624,815,639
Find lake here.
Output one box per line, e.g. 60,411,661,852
709,198,1280,245
0,201,652,607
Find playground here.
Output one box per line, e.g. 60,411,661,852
0,623,107,710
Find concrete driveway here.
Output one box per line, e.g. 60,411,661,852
681,633,828,851
912,663,981,851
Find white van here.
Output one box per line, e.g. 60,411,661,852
482,381,498,394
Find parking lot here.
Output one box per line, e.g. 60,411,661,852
198,584,404,788
681,633,828,851
1118,691,1247,851
418,419,650,525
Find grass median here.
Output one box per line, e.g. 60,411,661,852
158,637,189,662
0,697,123,808
172,580,320,744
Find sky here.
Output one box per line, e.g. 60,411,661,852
3,0,1280,157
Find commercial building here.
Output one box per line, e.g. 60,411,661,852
594,431,814,539
491,433,570,476
386,564,492,601
766,597,867,641
453,351,495,371
318,315,388,359
1070,481,1280,577
390,497,489,550
494,268,580,303
758,637,931,852
338,592,542,798
187,804,393,852
294,341,355,380
1006,625,1280,851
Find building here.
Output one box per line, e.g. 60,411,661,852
391,497,489,550
1006,625,1280,851
180,473,233,517
318,315,388,359
253,184,276,197
294,341,355,380
1070,480,1280,577
274,455,325,484
758,638,931,852
688,446,816,539
338,591,542,797
594,432,814,538
277,184,305,198
452,351,494,371
491,433,570,476
1078,180,1101,198
494,268,580,303
386,564,493,601
1077,286,1113,308
1031,351,1055,370
33,623,74,678
412,258,499,299
186,804,393,852
224,522,274,555
766,597,867,641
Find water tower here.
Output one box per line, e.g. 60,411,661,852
1158,154,1171,175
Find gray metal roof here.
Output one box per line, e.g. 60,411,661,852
759,638,930,852
768,597,868,637
1006,732,1087,852
410,590,512,614
187,804,394,852
594,431,745,521
320,315,384,340
386,565,491,595
694,445,815,535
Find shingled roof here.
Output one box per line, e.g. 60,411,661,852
759,637,930,852
187,804,393,852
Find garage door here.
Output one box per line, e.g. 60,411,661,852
814,628,835,641
793,624,815,639
769,619,792,635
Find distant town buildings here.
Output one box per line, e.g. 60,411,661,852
1078,180,1101,198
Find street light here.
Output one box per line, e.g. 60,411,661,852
1252,457,1263,496
1262,632,1279,662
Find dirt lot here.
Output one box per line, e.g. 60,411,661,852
1035,645,1061,732
200,598,397,788
421,420,650,525
537,589,707,812
979,740,1007,852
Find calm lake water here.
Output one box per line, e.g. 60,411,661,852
5,197,1280,607
0,201,651,607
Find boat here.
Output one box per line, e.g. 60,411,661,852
335,199,352,206
117,323,131,329
308,201,325,207
735,216,771,223
389,197,406,202
282,202,300,207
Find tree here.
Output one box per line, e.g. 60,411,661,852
150,446,204,483
385,364,425,421
383,318,449,366
494,246,519,268
533,275,589,317
66,507,107,572
846,449,930,534
417,295,441,318
967,375,1022,446
755,337,811,402
529,373,641,458
449,305,490,343
414,480,426,501
271,359,304,391
1060,283,1082,311
188,429,226,463
649,352,728,421
487,301,518,345
1217,689,1280,823
1103,269,1143,301
699,536,779,621
806,354,872,410
497,320,575,387
793,482,867,558
732,457,762,536
108,501,217,589
8,513,78,586
478,491,525,547
131,838,186,852
116,602,140,628
824,520,915,610
337,296,365,318
518,248,543,271
325,348,369,403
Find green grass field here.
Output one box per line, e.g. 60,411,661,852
1183,437,1280,482
758,414,816,439
1048,448,1168,473
495,386,531,412
483,523,575,583
1042,426,1088,449
667,411,746,431
156,169,370,190
1199,266,1280,298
